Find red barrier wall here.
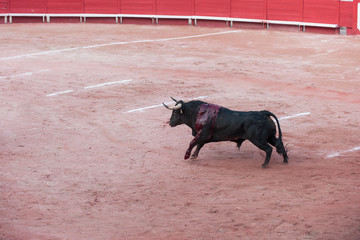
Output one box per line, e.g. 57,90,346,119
1,0,359,35
340,1,353,27
156,0,194,15
303,0,339,24
230,0,266,19
267,0,302,21
121,0,154,15
85,0,119,14
47,0,83,14
0,0,9,13
10,0,46,13
194,0,230,17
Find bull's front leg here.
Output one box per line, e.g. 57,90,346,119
184,130,208,160
185,137,199,159
191,143,204,159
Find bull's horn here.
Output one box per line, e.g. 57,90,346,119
163,102,182,110
171,97,177,102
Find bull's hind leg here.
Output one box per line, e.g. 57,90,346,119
250,140,273,168
268,136,289,164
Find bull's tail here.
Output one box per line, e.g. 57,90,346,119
264,111,282,139
263,111,289,162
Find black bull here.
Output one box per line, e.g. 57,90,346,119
163,98,288,168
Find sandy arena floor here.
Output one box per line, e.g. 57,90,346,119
0,23,360,240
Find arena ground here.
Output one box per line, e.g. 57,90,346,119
0,23,359,239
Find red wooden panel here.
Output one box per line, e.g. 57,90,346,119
303,0,339,24
195,0,230,17
47,0,84,13
231,0,266,19
339,1,352,27
267,0,302,21
84,0,119,14
156,0,194,15
0,0,8,13
120,0,155,14
10,0,46,13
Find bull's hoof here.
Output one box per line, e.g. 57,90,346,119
190,154,198,159
261,164,269,168
184,154,190,160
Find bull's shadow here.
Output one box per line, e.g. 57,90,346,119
186,141,287,168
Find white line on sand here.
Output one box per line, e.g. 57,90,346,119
1,30,243,61
0,48,80,61
125,96,208,113
46,79,132,97
0,69,50,80
279,112,311,120
84,80,132,89
46,90,75,97
326,146,360,158
126,103,169,113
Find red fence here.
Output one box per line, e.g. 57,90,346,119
1,0,359,34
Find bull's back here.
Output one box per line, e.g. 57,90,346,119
212,108,275,141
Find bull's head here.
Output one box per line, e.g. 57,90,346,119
163,97,185,127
